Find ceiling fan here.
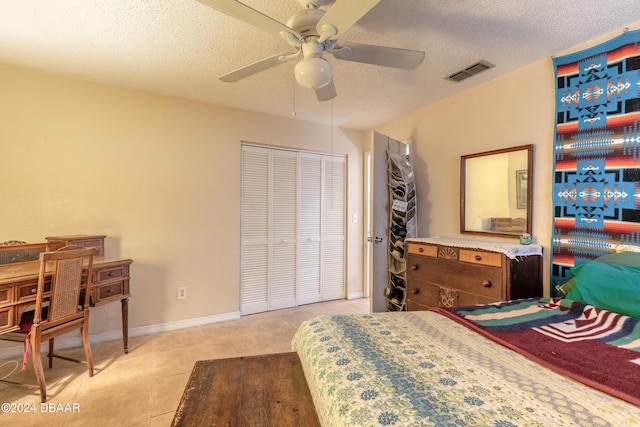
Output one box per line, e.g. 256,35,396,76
197,0,425,101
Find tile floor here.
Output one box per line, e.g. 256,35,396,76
0,298,370,426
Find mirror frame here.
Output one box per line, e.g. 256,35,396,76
460,144,534,238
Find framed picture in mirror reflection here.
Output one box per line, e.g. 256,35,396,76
516,170,527,209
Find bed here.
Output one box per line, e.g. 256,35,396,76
291,251,640,426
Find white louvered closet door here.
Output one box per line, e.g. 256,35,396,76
241,144,345,315
298,153,322,305
322,156,346,300
240,145,270,315
270,150,298,310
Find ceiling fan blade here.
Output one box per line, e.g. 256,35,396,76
219,52,298,82
332,42,425,70
315,80,337,102
316,0,381,41
197,0,301,39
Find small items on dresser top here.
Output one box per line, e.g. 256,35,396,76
519,233,532,245
406,236,542,259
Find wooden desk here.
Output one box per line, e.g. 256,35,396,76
0,257,133,353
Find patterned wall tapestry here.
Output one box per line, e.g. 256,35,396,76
551,29,640,296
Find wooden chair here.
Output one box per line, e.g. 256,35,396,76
0,246,95,402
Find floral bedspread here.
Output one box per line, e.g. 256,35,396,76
291,311,640,427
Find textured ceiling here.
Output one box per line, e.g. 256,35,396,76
1,1,640,130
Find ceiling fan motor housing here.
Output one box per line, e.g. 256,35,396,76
287,8,325,37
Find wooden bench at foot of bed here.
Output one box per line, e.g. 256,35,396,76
171,352,320,427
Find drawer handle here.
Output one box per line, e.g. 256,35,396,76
482,280,492,288
411,289,419,294
411,265,418,270
31,288,37,294
418,247,424,253
475,255,482,261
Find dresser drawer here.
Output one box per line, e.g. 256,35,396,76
406,280,440,307
406,255,429,280
408,256,503,300
0,306,14,332
407,281,498,309
17,278,51,301
91,280,130,305
0,284,13,304
452,289,496,306
96,266,126,283
407,242,437,257
406,299,430,311
459,249,502,267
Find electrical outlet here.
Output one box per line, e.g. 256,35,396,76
177,287,187,300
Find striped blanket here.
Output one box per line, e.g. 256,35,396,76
439,297,640,406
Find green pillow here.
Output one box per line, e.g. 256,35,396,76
560,251,640,295
589,251,640,267
565,260,640,318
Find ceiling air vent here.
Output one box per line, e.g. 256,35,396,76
446,60,495,82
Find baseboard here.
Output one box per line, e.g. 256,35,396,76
348,291,364,300
0,311,241,360
0,297,366,360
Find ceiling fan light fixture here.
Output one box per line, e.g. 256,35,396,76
294,56,333,89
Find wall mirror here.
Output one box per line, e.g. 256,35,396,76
460,144,533,237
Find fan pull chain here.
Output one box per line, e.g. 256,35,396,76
291,77,297,116
331,97,334,155
329,98,334,209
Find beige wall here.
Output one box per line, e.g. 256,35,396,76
0,65,364,339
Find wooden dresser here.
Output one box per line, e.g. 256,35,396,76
406,238,542,310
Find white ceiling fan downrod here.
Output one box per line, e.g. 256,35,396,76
299,0,325,9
